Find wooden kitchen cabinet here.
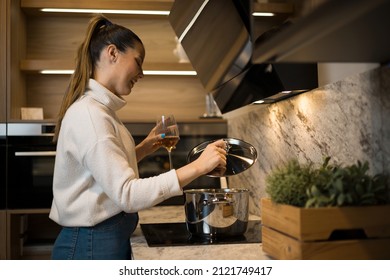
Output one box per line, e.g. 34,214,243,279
6,0,294,122
1,0,7,122
0,211,6,260
7,0,208,122
0,0,7,259
7,209,61,260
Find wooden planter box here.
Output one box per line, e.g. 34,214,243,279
261,197,390,259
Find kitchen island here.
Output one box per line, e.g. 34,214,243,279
131,205,269,260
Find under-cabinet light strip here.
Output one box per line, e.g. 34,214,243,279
40,70,197,76
252,12,275,17
40,70,74,75
41,9,274,17
143,70,197,76
40,8,170,15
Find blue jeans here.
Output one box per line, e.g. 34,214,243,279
51,212,139,260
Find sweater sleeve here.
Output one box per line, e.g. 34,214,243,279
83,136,183,212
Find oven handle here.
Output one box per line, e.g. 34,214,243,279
15,151,57,157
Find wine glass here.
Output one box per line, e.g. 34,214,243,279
155,115,180,169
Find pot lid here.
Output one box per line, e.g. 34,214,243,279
183,188,249,194
187,138,257,177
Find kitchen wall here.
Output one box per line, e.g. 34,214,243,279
224,64,390,216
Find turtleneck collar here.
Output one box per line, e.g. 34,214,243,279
85,79,127,112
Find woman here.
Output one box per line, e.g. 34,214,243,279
50,15,227,260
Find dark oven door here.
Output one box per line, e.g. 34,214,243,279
7,123,56,209
0,123,6,209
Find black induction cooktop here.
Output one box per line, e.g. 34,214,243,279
140,221,261,247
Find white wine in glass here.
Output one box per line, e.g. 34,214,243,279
156,115,180,169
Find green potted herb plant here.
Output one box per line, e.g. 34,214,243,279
261,157,390,260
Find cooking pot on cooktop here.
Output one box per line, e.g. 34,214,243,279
185,138,257,237
184,188,249,237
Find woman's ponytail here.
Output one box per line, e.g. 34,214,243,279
53,15,111,141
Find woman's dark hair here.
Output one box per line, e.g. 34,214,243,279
54,14,144,141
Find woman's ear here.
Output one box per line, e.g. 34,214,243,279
106,44,118,63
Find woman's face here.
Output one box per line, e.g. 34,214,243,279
110,45,144,96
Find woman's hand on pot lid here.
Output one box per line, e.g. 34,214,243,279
176,139,227,188
196,139,227,175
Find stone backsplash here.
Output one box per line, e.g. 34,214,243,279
225,65,390,216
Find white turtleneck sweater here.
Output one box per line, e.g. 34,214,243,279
49,79,182,227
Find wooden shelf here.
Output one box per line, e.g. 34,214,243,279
21,0,174,11
7,209,50,214
21,0,293,14
20,59,194,73
9,0,295,122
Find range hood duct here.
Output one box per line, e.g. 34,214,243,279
168,0,318,113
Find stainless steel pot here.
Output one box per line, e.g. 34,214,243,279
184,188,249,237
184,138,256,237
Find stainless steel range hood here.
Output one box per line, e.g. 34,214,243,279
253,0,390,64
168,0,318,113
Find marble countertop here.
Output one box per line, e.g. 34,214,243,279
131,205,269,260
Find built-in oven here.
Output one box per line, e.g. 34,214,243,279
7,123,56,209
0,123,6,209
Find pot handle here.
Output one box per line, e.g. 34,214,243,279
203,196,234,206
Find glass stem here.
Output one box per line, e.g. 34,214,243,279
168,151,173,170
